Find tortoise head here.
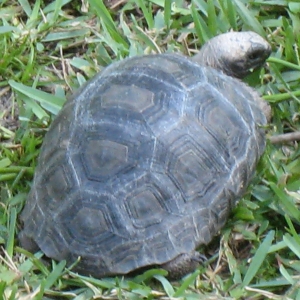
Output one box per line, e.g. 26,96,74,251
192,31,271,79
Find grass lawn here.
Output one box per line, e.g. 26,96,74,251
1,0,300,299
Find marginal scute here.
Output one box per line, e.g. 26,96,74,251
168,218,197,251
195,86,250,159
38,102,74,162
22,202,46,242
75,255,108,278
107,241,146,274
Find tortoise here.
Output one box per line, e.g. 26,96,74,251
19,31,271,279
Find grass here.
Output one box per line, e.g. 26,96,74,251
0,0,300,299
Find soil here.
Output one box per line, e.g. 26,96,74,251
0,87,19,132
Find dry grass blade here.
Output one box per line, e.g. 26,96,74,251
269,131,300,144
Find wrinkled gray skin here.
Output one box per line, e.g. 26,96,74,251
19,31,271,280
194,31,270,79
192,31,271,121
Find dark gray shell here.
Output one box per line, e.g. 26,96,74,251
20,54,266,277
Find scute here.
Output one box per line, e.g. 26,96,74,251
101,84,155,112
125,185,168,228
20,53,267,277
81,138,129,182
45,164,73,202
64,205,112,243
165,133,227,202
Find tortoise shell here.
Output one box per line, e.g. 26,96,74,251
20,53,266,277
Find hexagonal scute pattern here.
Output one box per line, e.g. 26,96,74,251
45,165,73,201
53,192,116,245
88,60,186,137
77,123,155,185
195,86,250,159
101,84,155,113
125,187,166,228
20,53,267,278
70,207,109,239
166,134,227,202
82,139,129,182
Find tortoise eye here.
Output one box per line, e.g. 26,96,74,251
248,50,263,60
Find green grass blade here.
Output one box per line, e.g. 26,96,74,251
164,0,172,29
137,0,154,29
282,21,295,63
134,269,167,283
6,207,17,257
191,3,210,45
153,275,174,297
0,158,11,168
242,230,275,287
132,25,161,53
88,0,128,47
0,282,5,298
192,0,208,16
207,0,217,36
232,0,266,36
225,0,238,30
223,235,242,284
42,29,90,42
279,264,295,285
44,261,67,290
27,0,40,25
9,80,65,115
18,0,32,17
8,285,18,300
0,26,20,34
35,280,46,300
269,182,300,220
43,0,71,13
127,281,152,297
173,269,201,297
283,234,300,260
268,56,300,71
22,97,50,120
285,215,300,245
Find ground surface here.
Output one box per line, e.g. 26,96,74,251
0,0,300,299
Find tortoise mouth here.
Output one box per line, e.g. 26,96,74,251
228,55,270,79
246,43,271,69
225,60,253,79
232,43,271,79
247,52,271,69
